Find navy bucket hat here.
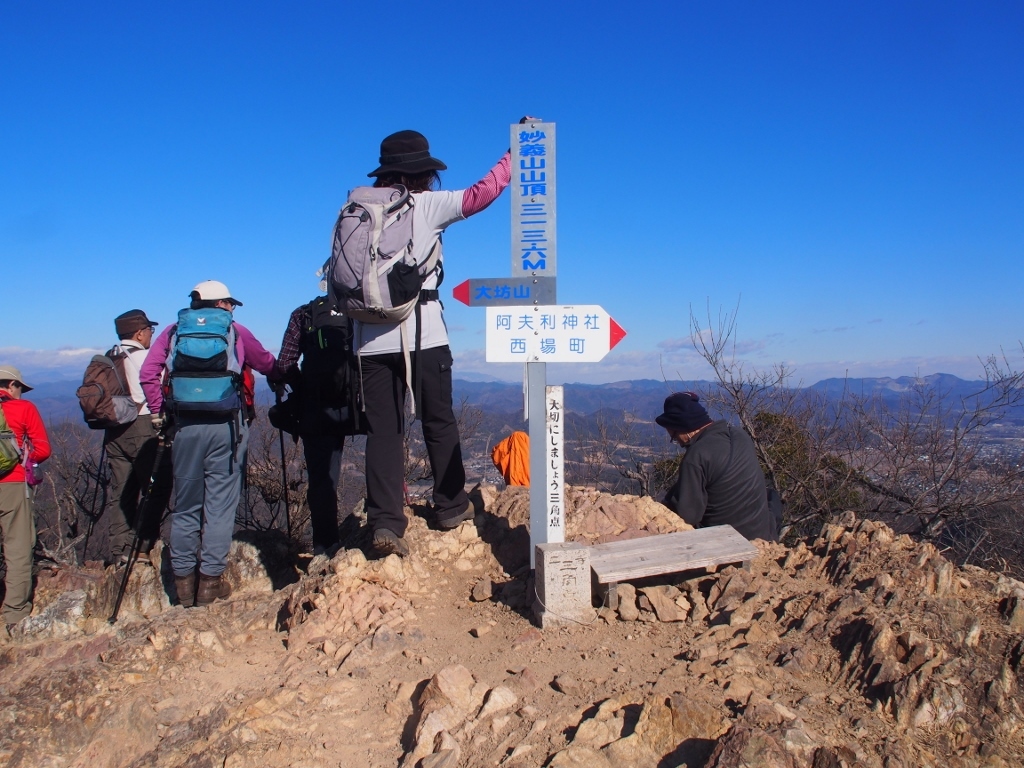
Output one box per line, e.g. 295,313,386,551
655,392,713,433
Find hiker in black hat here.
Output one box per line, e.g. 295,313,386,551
103,309,173,567
345,125,525,557
657,392,778,542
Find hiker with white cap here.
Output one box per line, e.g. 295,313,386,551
0,365,51,634
140,281,278,608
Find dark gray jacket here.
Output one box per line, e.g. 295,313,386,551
663,421,777,542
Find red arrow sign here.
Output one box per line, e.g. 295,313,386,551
610,318,627,350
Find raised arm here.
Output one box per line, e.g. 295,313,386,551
461,152,511,217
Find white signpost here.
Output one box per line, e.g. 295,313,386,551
455,121,626,573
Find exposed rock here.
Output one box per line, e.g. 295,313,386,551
616,583,639,621
471,579,493,602
477,686,517,720
639,585,689,622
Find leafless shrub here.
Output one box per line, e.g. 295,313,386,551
685,301,1024,556
30,420,106,566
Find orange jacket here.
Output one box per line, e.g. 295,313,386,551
491,431,530,486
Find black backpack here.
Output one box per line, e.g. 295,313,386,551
296,297,364,436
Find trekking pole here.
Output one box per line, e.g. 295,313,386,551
109,430,168,624
81,442,108,561
276,403,291,539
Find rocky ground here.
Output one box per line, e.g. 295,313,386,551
1,485,1023,767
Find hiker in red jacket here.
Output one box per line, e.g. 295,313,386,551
0,365,51,634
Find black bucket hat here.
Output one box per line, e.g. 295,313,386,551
367,130,447,178
655,392,713,433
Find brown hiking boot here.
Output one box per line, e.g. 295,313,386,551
175,570,197,608
372,529,410,558
195,572,232,606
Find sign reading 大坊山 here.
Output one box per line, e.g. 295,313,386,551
511,121,556,279
451,277,556,307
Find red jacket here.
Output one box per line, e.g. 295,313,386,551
0,395,51,484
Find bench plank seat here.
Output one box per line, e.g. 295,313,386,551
589,526,759,609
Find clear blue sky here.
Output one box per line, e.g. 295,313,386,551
2,2,1021,386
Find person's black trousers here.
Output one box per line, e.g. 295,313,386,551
302,432,345,548
360,345,468,538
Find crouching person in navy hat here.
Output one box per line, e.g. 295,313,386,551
140,281,278,608
657,392,778,542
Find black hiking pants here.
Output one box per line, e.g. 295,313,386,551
302,431,345,549
360,345,469,538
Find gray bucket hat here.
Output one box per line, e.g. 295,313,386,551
0,364,33,392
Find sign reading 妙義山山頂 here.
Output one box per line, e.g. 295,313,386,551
485,305,627,363
511,121,556,279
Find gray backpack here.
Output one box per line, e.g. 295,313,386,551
324,186,440,324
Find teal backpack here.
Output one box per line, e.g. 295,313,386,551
166,308,242,415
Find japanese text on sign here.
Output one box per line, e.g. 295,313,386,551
511,121,557,278
485,305,620,363
546,386,565,537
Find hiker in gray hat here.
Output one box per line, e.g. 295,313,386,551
103,309,173,567
0,365,51,634
657,392,779,542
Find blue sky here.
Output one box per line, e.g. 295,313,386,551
2,2,1022,387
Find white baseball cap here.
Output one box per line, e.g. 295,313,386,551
190,280,243,306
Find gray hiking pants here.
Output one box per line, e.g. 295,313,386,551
170,419,248,578
0,482,35,624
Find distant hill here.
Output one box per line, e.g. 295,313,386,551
25,373,1022,428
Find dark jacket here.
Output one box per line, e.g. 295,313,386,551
663,420,777,542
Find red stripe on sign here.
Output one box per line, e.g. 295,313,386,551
610,318,627,349
452,280,470,306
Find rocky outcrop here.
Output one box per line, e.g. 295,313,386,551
2,489,1023,767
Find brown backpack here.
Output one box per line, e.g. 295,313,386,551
77,347,140,430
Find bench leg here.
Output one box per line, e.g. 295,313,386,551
598,582,619,611
741,560,752,572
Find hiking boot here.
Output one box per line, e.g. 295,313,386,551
436,501,476,530
372,529,410,558
312,542,342,558
195,572,232,607
174,570,197,608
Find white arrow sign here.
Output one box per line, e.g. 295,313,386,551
485,304,627,363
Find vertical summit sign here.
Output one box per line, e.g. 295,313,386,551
512,122,556,279
459,121,626,575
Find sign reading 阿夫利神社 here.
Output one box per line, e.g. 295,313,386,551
485,305,627,363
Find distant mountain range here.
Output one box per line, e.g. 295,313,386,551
23,374,1024,426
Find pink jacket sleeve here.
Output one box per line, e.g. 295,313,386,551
234,323,277,376
461,152,511,217
140,325,174,414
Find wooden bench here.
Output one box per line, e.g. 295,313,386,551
588,526,759,609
